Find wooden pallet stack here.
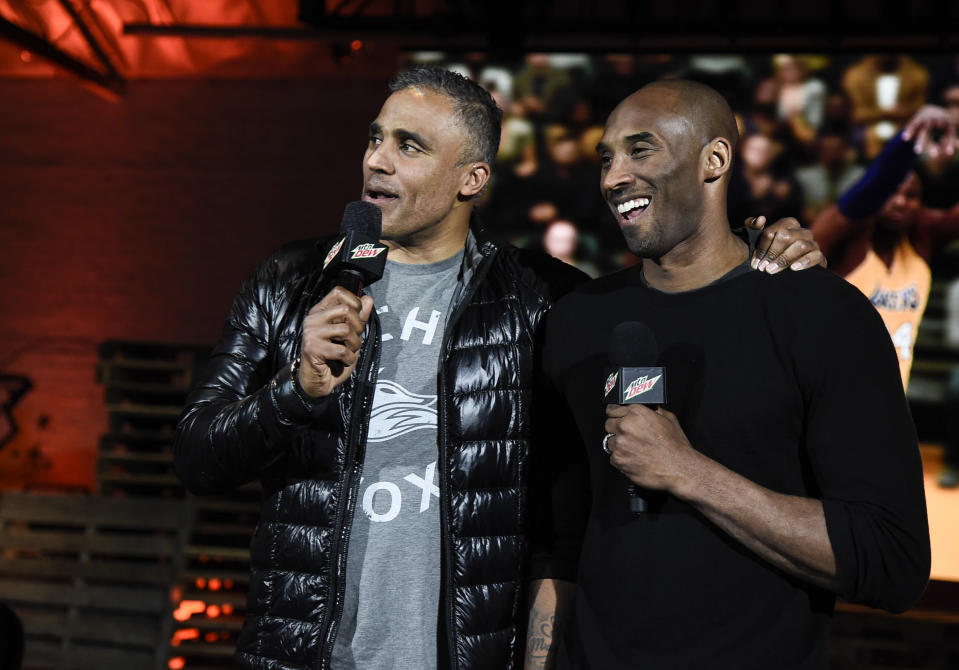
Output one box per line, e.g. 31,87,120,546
0,491,192,670
96,340,260,668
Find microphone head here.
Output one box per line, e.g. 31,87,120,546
340,200,382,238
608,321,659,367
323,201,388,290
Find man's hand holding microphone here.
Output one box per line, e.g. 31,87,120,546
297,201,387,398
298,287,374,397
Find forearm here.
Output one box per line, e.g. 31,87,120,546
837,131,916,220
673,450,840,592
524,579,575,670
174,356,335,494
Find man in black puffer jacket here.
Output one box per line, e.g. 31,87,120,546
174,67,824,670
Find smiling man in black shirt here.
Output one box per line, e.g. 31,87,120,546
541,80,931,669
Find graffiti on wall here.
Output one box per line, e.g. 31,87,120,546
0,374,32,448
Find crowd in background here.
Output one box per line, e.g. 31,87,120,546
405,51,959,278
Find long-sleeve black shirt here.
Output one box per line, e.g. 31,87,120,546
542,262,931,670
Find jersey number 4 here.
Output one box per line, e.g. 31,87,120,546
891,322,913,362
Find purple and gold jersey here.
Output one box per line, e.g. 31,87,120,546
844,235,930,388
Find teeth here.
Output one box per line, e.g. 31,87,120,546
617,198,650,214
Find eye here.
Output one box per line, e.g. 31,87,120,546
631,146,650,159
369,135,382,147
599,153,612,169
399,141,421,154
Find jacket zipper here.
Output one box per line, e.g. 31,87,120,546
316,311,381,670
437,244,497,670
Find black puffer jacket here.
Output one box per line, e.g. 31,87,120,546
174,232,587,670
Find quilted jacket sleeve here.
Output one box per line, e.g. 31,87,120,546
173,251,338,495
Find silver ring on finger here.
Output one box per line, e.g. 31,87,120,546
602,432,614,455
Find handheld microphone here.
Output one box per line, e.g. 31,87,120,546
604,322,666,405
321,201,388,376
604,321,666,514
322,200,388,295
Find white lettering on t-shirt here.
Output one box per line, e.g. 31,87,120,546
400,307,441,345
363,481,402,522
376,305,393,341
360,463,441,520
403,461,440,512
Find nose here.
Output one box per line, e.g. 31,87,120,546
602,153,634,194
365,142,393,174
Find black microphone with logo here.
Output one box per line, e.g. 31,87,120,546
604,321,666,514
321,201,389,375
323,200,389,294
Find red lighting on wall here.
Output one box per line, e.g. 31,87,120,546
350,40,363,51
169,658,185,670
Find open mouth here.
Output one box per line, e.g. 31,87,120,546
615,197,651,222
364,187,398,204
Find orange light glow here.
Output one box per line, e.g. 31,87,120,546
206,604,221,618
222,603,235,615
169,657,185,669
208,578,222,591
205,632,219,642
195,577,207,589
350,40,363,51
20,51,32,63
173,600,208,622
170,628,200,646
224,579,235,589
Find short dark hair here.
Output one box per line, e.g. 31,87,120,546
389,66,503,165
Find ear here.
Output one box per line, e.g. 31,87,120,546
460,162,491,199
703,137,733,183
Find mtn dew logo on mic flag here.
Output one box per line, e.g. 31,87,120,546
604,371,619,399
324,237,345,269
350,243,387,259
606,366,666,404
624,373,663,401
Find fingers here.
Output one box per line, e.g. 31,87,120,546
904,105,959,157
913,123,932,157
751,218,799,263
605,404,630,418
359,294,375,321
298,287,373,397
751,219,826,273
751,226,787,272
742,215,766,230
308,285,364,315
945,124,959,156
769,238,825,273
304,303,367,340
902,106,925,141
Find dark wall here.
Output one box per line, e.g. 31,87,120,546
0,76,388,490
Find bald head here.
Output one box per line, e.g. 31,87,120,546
631,79,739,151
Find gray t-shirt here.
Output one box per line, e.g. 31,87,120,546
331,251,464,670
